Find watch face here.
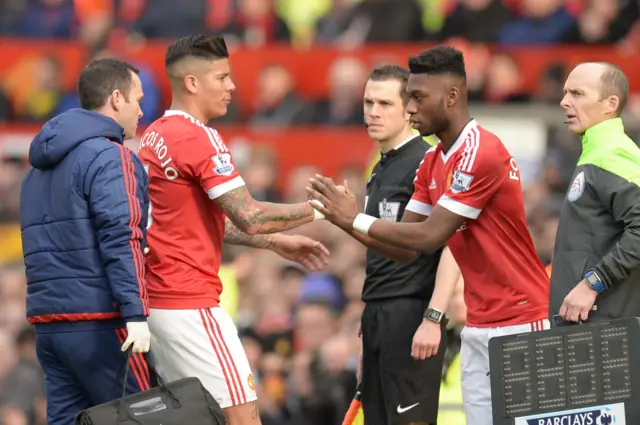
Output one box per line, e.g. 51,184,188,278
428,309,441,322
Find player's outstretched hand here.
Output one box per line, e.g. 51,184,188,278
559,279,597,323
307,176,358,230
411,320,441,360
273,234,330,271
121,321,151,353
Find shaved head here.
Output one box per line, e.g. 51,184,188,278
166,57,211,88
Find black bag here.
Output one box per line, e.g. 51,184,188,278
75,350,226,425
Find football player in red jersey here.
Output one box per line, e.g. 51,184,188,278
307,46,550,425
138,35,330,425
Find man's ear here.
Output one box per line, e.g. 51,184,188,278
606,95,620,116
447,87,459,108
185,75,198,95
109,90,122,111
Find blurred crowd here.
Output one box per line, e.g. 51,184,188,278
1,1,640,424
0,0,639,47
0,43,593,126
2,0,640,123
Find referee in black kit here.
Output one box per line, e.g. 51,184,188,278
339,65,461,425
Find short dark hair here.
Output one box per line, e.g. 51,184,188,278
598,62,629,115
77,58,139,110
165,35,229,69
367,65,410,102
408,45,466,79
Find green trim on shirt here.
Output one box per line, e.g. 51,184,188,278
579,118,640,187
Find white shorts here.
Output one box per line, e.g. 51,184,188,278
460,319,550,425
147,307,257,408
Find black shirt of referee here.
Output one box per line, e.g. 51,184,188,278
360,134,446,425
363,135,441,301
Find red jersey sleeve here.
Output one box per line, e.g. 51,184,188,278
438,134,508,220
180,126,245,199
405,155,433,217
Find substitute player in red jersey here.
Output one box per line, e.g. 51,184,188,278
307,46,549,425
138,35,330,425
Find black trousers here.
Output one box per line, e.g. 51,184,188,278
361,298,446,425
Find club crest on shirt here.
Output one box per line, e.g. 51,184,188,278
379,199,400,222
211,153,234,176
567,171,585,202
450,170,474,193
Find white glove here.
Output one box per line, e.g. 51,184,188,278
121,321,151,353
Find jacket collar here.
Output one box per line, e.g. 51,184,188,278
582,117,624,150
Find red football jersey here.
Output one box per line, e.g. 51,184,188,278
406,120,549,327
138,110,245,309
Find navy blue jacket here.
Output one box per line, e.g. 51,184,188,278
20,109,149,331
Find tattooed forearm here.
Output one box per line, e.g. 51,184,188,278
216,186,314,234
223,217,276,249
251,401,259,419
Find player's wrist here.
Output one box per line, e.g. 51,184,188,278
352,213,377,235
421,317,441,328
270,233,286,250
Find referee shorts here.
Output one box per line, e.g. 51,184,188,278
361,297,446,425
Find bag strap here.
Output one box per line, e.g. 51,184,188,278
142,352,159,388
117,350,142,425
109,349,132,400
115,349,184,424
110,348,159,399
112,349,162,395
120,350,134,399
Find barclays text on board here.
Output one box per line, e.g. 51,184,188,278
514,402,625,425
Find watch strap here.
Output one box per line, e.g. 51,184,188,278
585,270,606,293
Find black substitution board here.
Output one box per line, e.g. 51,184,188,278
489,317,640,425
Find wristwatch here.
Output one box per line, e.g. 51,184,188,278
424,307,443,324
584,270,606,293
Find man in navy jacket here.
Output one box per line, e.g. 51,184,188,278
20,58,151,425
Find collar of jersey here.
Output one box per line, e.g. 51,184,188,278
582,117,624,151
164,109,202,125
441,118,478,163
381,134,419,158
